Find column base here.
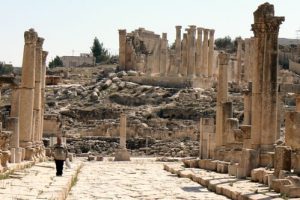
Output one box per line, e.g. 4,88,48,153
114,148,130,161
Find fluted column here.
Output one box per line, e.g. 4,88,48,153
215,52,230,147
208,29,215,77
175,26,182,76
180,33,188,77
159,33,167,76
236,38,242,84
196,28,203,77
33,37,44,145
187,26,196,77
202,29,209,77
19,29,37,152
118,29,127,70
39,51,48,142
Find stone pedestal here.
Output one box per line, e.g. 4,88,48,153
7,117,19,150
274,146,292,177
114,148,131,161
238,148,259,178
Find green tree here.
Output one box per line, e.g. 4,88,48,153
215,36,233,51
49,56,63,68
91,37,110,63
0,62,13,75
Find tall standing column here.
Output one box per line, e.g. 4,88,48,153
196,28,203,77
243,90,252,125
215,52,230,147
236,38,242,84
159,33,167,76
251,3,284,151
180,33,188,77
208,29,215,77
175,26,182,76
118,29,127,70
244,39,251,83
296,95,300,112
39,51,48,142
120,114,127,149
19,29,37,156
202,29,209,77
33,37,44,145
187,25,196,78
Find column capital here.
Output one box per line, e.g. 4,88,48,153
209,29,215,35
36,37,44,49
162,33,167,40
189,25,196,30
203,29,209,34
42,51,48,64
197,27,203,32
118,29,127,35
24,29,38,44
218,52,229,65
175,25,182,30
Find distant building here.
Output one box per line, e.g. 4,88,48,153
60,53,95,67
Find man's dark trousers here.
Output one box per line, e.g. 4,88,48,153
55,160,64,176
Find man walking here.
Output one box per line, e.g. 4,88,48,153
52,136,68,176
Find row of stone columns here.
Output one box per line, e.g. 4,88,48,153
9,29,48,162
175,26,215,78
118,26,215,79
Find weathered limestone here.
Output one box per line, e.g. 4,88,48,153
19,29,37,159
33,37,44,145
201,29,209,77
207,29,215,77
7,117,19,162
296,95,300,112
244,38,251,83
180,33,188,77
187,26,196,78
40,51,48,142
118,29,127,69
236,38,242,84
243,89,252,125
196,28,203,77
159,33,168,76
285,112,300,150
199,118,215,159
114,114,130,161
274,146,292,177
215,52,230,148
250,2,284,152
175,26,182,76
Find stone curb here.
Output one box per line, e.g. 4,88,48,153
163,163,285,200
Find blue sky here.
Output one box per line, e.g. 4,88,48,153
0,0,298,66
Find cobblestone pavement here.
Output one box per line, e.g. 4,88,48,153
0,160,81,199
67,158,229,200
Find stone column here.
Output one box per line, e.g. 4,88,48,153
175,26,182,76
180,33,188,77
40,51,48,142
19,29,37,160
196,28,203,77
215,52,230,147
243,90,252,125
236,38,242,84
255,5,284,151
159,33,167,76
33,37,44,145
120,114,127,149
244,39,251,83
274,146,291,177
10,88,20,118
118,29,127,70
187,25,196,78
208,29,215,77
296,95,300,112
114,113,130,161
201,29,209,77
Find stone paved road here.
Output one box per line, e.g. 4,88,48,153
67,158,229,200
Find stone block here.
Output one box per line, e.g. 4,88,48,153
114,148,130,161
271,179,292,193
198,159,206,169
68,153,74,162
240,148,259,178
251,168,265,182
217,161,229,173
206,160,218,171
259,152,274,167
88,155,95,161
274,146,292,177
178,170,193,179
188,159,199,168
96,156,103,161
281,185,300,198
228,163,238,176
285,112,300,150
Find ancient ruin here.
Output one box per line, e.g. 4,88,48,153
1,1,300,199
